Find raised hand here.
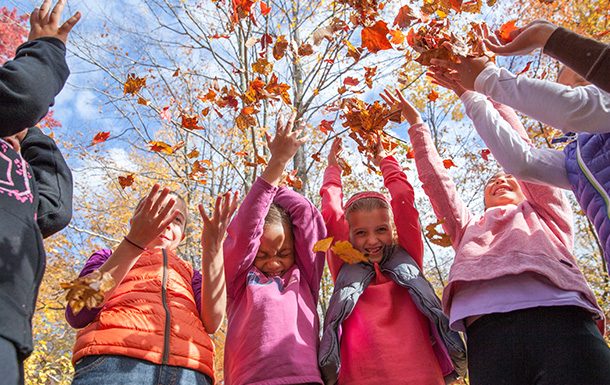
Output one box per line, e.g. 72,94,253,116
199,191,239,258
28,0,81,44
327,137,343,168
427,67,467,97
126,184,179,250
380,88,423,126
486,20,558,57
368,135,392,167
262,111,308,186
430,55,491,91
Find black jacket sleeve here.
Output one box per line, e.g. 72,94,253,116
20,127,73,238
0,37,69,137
544,27,610,93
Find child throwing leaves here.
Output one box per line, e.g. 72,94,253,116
222,113,326,385
317,137,466,385
383,87,610,385
66,185,237,385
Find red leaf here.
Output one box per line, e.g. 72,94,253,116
318,120,335,134
443,159,456,168
344,77,360,87
91,131,110,145
181,114,203,130
516,61,532,75
406,149,415,159
481,148,491,161
498,20,518,42
361,21,392,54
260,1,271,16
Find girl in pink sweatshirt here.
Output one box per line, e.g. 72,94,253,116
381,88,610,385
319,139,459,384
223,113,326,385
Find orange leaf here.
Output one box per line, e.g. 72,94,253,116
149,140,174,154
425,220,452,247
331,240,369,264
91,131,110,145
252,58,274,75
344,40,363,63
364,66,377,88
406,149,415,159
61,270,115,315
498,20,518,42
390,29,405,45
318,120,335,134
393,5,418,29
137,97,150,106
118,174,134,189
187,148,200,159
260,0,271,16
123,74,146,95
311,152,321,162
361,20,392,54
443,159,456,168
427,89,439,102
313,237,334,253
481,148,491,161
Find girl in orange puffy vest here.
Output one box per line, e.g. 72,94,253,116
65,184,238,385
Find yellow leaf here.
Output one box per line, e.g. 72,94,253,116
331,240,369,264
313,237,334,253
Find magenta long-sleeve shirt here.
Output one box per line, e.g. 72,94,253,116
223,177,326,385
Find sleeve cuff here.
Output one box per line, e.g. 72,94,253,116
474,64,500,94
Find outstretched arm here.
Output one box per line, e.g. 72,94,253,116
199,191,238,333
319,138,350,281
382,89,472,247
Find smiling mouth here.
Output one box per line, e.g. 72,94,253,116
365,245,383,255
266,271,284,277
493,186,511,196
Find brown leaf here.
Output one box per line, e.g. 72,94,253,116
118,174,134,189
425,220,452,247
61,270,115,315
297,43,314,56
252,58,274,75
273,35,289,60
123,74,146,95
393,5,418,29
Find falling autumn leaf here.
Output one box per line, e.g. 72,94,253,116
123,74,146,95
118,174,135,189
313,237,334,253
427,89,439,102
393,5,418,29
252,58,274,75
425,220,452,247
91,131,110,146
297,43,314,56
498,19,519,42
331,240,369,264
481,148,491,161
361,20,393,54
344,76,360,87
273,35,289,60
344,40,363,63
149,140,174,154
61,270,115,315
364,66,377,88
260,0,271,16
389,29,406,45
187,148,200,159
318,120,335,134
443,159,457,168
181,114,203,130
516,61,532,75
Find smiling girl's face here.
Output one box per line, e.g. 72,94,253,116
484,172,526,209
347,207,393,263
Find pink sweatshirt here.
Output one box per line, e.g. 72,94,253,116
320,157,448,385
223,178,326,385
407,119,603,331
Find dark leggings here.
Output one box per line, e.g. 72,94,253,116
0,337,23,385
467,306,610,385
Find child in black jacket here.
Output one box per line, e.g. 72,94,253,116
0,1,80,384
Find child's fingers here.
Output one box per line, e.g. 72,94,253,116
198,204,212,227
38,0,52,21
157,197,176,222
275,115,285,136
30,8,40,26
150,187,171,215
49,0,66,26
297,135,309,145
58,11,81,36
140,184,161,213
230,190,240,214
158,209,180,233
286,111,297,132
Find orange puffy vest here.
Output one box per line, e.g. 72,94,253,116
72,248,215,381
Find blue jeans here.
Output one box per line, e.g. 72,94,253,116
71,355,213,385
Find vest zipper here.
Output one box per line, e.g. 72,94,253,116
576,140,610,220
161,248,171,365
